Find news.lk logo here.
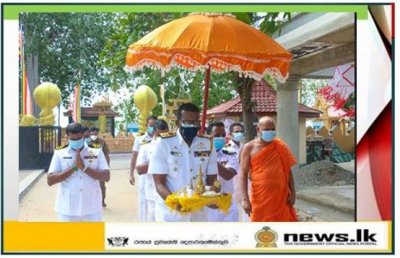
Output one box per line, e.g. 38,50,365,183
283,229,377,246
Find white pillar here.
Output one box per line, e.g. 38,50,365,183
277,76,300,181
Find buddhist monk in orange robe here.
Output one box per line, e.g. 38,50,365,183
240,116,297,222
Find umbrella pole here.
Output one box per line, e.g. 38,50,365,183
200,67,211,134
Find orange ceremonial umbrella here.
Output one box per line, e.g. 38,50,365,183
125,12,292,133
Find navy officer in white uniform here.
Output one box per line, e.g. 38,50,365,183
226,122,250,222
47,123,110,222
206,121,239,222
226,122,245,158
136,119,170,222
148,103,218,222
129,115,157,222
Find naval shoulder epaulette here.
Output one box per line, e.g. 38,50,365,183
140,139,152,145
160,131,176,139
222,149,237,155
137,132,145,137
88,142,102,149
196,134,214,152
56,144,68,150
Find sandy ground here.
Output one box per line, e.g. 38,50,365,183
19,154,139,222
19,154,352,222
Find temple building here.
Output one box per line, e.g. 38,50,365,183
207,79,322,164
64,99,119,137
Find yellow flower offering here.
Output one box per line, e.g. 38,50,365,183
165,192,232,215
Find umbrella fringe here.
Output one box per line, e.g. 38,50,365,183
125,59,289,83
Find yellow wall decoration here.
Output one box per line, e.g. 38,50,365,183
133,85,158,133
33,82,61,126
19,114,38,126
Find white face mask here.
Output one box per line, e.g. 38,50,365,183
90,135,98,141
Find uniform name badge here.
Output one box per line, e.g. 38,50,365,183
84,155,98,159
170,151,182,156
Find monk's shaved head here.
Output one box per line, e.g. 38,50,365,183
258,116,276,127
257,116,276,132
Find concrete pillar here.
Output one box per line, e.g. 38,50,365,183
276,76,300,180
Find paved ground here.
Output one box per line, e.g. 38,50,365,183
336,161,355,173
19,154,354,222
108,153,133,170
297,185,355,215
296,198,354,222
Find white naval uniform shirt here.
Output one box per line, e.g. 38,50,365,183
133,131,153,200
208,147,240,222
148,130,218,222
216,148,240,194
133,132,153,152
48,145,109,216
136,138,156,201
226,139,243,159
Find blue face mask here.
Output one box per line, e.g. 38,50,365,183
232,132,244,142
84,138,91,145
261,131,276,142
213,137,226,151
147,126,154,135
69,138,84,150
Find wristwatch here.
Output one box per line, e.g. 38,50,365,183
83,166,89,172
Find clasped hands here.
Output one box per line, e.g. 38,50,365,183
74,150,86,171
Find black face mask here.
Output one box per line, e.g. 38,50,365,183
180,124,199,142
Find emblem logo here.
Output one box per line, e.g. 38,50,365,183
107,237,129,247
255,226,278,248
197,142,207,150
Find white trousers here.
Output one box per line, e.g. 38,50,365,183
154,202,208,222
146,200,155,222
233,176,251,222
208,202,239,222
240,209,251,222
57,211,102,222
154,202,189,222
138,175,147,222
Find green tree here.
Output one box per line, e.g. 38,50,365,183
233,12,292,142
299,79,331,107
20,12,117,107
342,92,355,110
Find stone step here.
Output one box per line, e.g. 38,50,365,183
19,170,45,200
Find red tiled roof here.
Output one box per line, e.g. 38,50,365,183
64,107,119,118
207,79,321,118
